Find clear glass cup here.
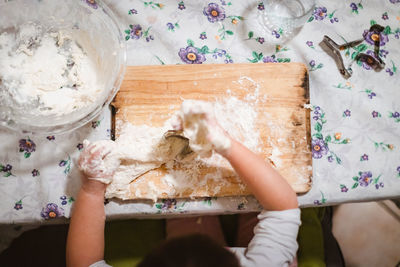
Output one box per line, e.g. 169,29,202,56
258,0,315,44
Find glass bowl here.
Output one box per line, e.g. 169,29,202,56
0,0,126,135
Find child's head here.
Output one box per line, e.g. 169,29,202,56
138,234,240,267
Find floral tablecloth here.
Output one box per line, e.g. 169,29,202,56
1,0,400,231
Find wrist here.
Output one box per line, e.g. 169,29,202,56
218,137,235,158
81,179,107,197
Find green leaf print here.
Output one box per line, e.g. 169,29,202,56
383,26,391,35
325,135,332,143
307,16,314,23
370,19,376,26
199,45,209,54
187,39,194,46
277,58,290,63
352,176,359,181
248,31,254,39
352,182,359,189
315,122,322,132
313,132,323,139
226,30,234,35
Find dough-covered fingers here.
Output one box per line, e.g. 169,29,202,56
78,140,119,183
205,119,231,154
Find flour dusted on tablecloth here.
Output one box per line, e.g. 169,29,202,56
0,22,102,117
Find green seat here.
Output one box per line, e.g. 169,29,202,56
104,209,326,267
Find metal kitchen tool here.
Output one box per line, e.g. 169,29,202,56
163,130,193,161
320,24,385,79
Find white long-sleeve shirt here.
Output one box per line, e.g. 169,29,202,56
90,208,301,267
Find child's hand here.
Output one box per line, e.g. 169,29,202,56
78,140,118,194
173,100,232,155
203,113,232,155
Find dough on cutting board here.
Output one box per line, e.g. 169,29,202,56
80,100,232,200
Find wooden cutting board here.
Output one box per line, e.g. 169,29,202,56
112,63,312,200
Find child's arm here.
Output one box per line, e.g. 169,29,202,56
221,138,298,211
66,180,106,267
66,141,115,267
201,113,298,211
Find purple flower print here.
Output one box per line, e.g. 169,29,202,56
145,35,154,42
199,32,207,40
128,8,138,15
361,154,369,161
178,46,206,64
92,120,100,128
397,166,400,173
330,17,339,23
0,164,13,177
46,135,55,141
257,2,265,11
341,185,348,192
358,171,372,187
360,50,378,70
368,92,376,99
309,60,316,67
166,22,175,30
375,182,384,189
313,7,327,21
19,139,36,153
257,37,265,44
77,143,83,151
311,139,329,159
203,3,226,23
178,1,185,10
129,24,143,40
386,68,394,76
382,12,389,20
271,30,280,38
392,112,400,118
350,3,358,11
40,203,64,219
59,160,67,167
32,169,39,177
327,155,334,162
379,49,389,58
263,56,277,63
306,41,313,47
343,109,351,117
14,201,23,210
19,138,36,158
314,200,322,205
84,0,98,9
3,164,12,172
372,110,380,118
161,199,177,210
363,29,389,46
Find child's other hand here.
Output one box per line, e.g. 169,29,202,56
78,140,118,194
204,113,232,155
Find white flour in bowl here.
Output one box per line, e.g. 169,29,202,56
0,23,102,117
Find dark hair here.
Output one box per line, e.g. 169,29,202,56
138,234,240,267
